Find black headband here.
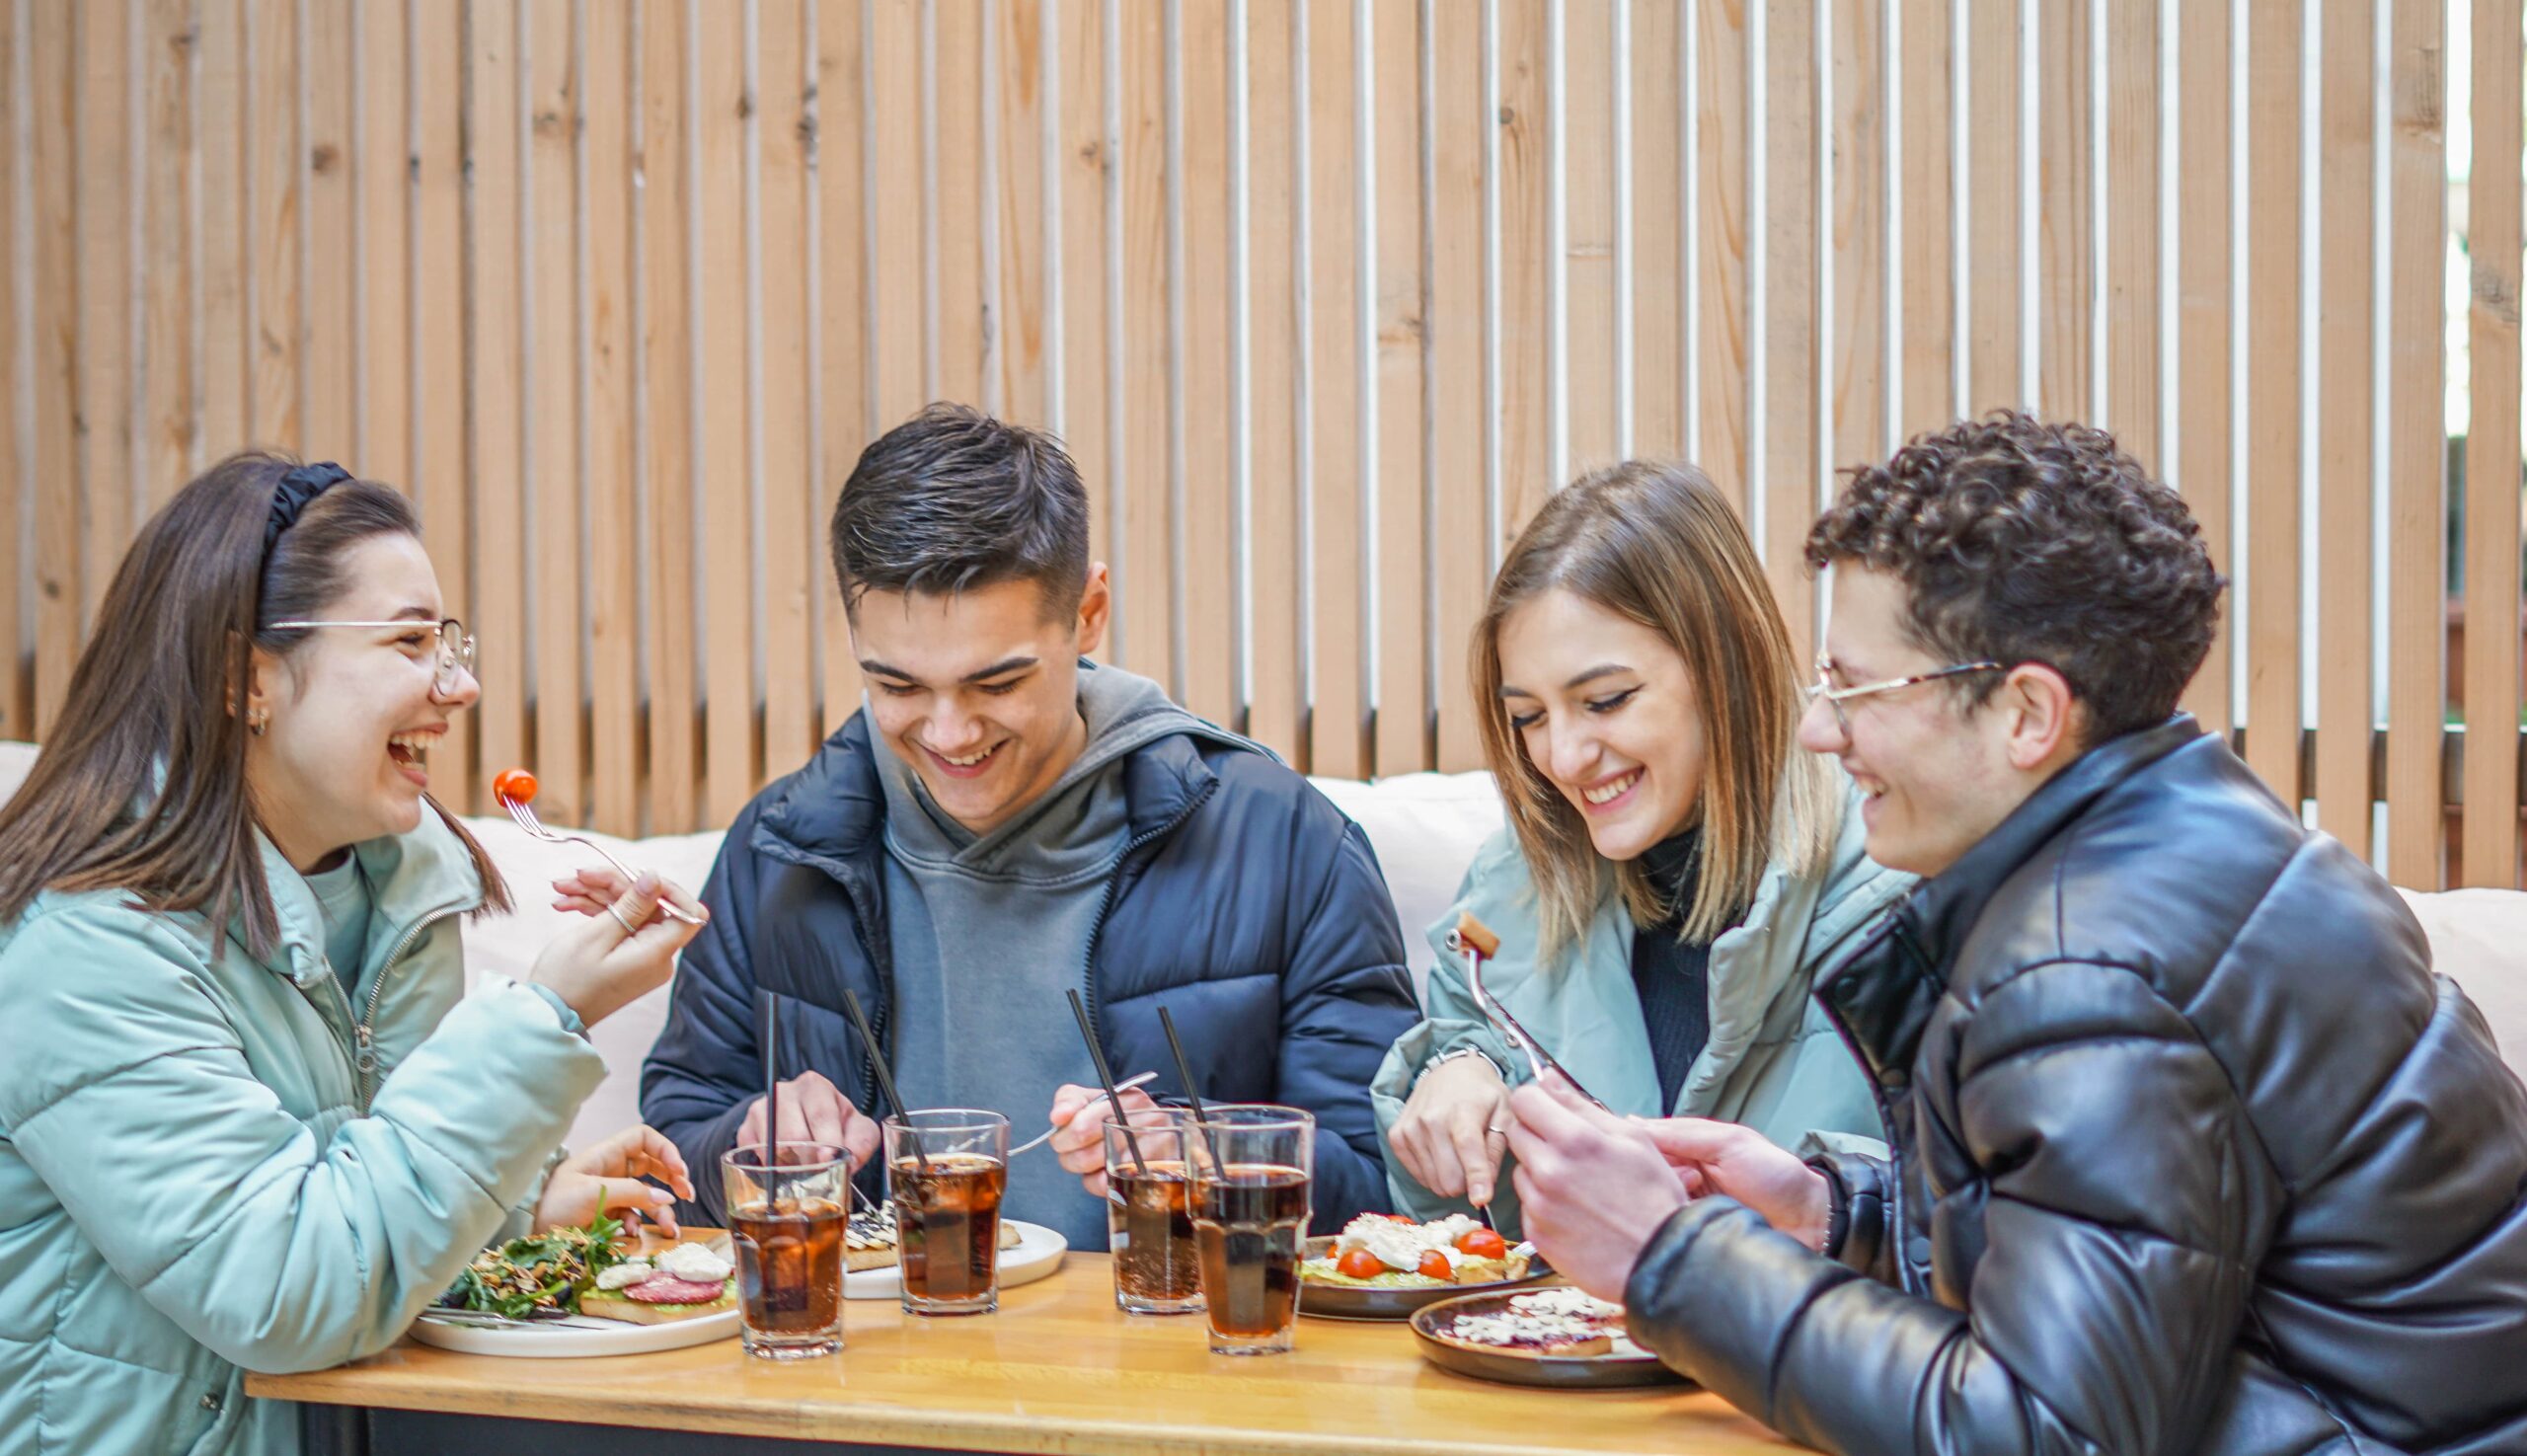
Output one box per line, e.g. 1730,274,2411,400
264,462,352,560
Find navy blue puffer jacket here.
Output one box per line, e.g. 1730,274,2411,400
642,712,1418,1230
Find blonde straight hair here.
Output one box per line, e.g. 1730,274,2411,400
1473,460,1838,958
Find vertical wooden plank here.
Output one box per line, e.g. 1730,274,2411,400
1118,0,1169,682
1372,0,1426,772
1496,0,1550,540
1695,0,1748,512
302,0,354,460
1245,0,1300,762
413,0,474,809
73,0,131,633
30,0,74,732
2175,0,2231,736
2313,0,2373,855
2384,0,2444,887
586,0,640,835
934,0,986,407
640,0,699,831
464,0,528,802
142,0,195,505
1305,0,1363,774
1430,0,1486,772
525,0,581,824
2465,0,2523,886
814,0,868,740
355,0,411,494
870,0,920,426
1630,0,1681,460
1762,0,1817,651
1564,0,1615,472
2100,0,2156,463
1962,0,2019,412
247,0,296,446
696,0,754,823
1058,0,1111,584
2242,0,2301,806
1829,0,1884,488
2034,0,2090,421
199,0,248,459
1897,0,1953,441
762,0,817,778
996,0,1049,427
1181,0,1235,726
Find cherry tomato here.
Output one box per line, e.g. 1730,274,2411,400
1336,1249,1384,1280
1455,1228,1509,1261
1416,1250,1454,1280
494,768,539,805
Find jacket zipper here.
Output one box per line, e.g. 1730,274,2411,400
350,902,470,1113
1077,781,1218,1070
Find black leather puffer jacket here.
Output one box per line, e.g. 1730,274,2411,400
1624,718,2527,1455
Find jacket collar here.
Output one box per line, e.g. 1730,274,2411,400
751,709,1221,878
1817,714,2204,1078
237,805,486,988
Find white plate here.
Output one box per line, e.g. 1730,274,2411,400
409,1303,740,1358
844,1218,1069,1300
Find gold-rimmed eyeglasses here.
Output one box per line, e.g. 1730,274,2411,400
1806,655,2004,737
268,617,477,695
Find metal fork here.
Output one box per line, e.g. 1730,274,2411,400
1447,912,1610,1111
501,794,704,925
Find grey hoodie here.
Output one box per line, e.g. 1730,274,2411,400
867,659,1253,1248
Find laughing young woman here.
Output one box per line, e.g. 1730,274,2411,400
1373,460,1905,1230
0,454,706,1456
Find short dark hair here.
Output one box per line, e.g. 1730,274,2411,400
830,403,1091,620
1805,411,2227,745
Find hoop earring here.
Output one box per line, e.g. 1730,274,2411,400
247,708,269,737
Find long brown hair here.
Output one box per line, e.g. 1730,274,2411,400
0,451,509,959
1473,459,1837,957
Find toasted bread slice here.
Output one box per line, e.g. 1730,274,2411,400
1426,1323,1613,1358
843,1217,1023,1272
577,1285,737,1325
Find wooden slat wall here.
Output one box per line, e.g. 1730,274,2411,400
2,0,2521,891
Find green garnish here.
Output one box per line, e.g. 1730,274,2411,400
442,1190,634,1319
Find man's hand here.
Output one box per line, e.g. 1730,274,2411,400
1634,1116,1831,1250
736,1070,883,1174
534,1123,695,1237
1387,1052,1513,1206
1503,1073,1690,1301
1045,1083,1165,1198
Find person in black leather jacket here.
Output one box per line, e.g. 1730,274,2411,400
1504,413,2527,1455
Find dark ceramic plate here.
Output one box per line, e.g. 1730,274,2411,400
1408,1290,1688,1390
1295,1235,1553,1321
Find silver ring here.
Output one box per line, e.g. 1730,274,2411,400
1486,1121,1510,1135
606,901,640,937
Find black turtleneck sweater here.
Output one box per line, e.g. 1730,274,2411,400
1631,830,1714,1113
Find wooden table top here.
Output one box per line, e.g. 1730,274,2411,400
251,1249,1797,1456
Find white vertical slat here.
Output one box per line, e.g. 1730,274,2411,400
2018,0,2036,408
1950,0,1967,417
1680,0,1698,459
2089,0,2106,423
1231,0,1252,727
743,0,765,709
1292,0,1315,715
979,0,1003,419
1164,0,1187,698
1102,0,1126,661
2226,0,2247,716
1545,0,1565,488
919,0,939,400
1355,0,1376,727
1745,0,1765,552
1418,0,1439,756
1612,0,1632,458
1481,0,1501,573
860,0,881,435
2365,0,2393,861
1881,0,1900,456
2157,0,2177,465
1042,0,1063,436
1813,0,1831,536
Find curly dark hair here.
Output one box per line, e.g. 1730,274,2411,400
1805,411,2226,745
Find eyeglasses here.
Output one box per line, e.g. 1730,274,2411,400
1805,655,2004,737
268,617,477,695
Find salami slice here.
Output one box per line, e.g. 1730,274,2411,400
622,1274,727,1304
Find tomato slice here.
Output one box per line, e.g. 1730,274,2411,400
1455,1228,1508,1261
493,768,539,805
1416,1250,1454,1280
1336,1248,1384,1280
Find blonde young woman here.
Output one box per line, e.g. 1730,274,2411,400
1373,460,1905,1227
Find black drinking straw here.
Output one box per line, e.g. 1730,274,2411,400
1156,1005,1224,1170
1065,988,1147,1176
842,988,927,1174
759,999,782,1201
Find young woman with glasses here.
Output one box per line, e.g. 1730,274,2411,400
0,452,707,1456
1373,460,1908,1232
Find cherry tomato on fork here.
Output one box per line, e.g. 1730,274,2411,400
1455,1228,1509,1261
1337,1248,1384,1280
1417,1251,1454,1281
493,768,539,805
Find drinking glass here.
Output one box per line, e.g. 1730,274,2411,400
722,1142,848,1358
1186,1104,1315,1355
1104,1111,1204,1315
884,1109,1010,1315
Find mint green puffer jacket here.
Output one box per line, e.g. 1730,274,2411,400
0,812,604,1456
1373,790,1908,1232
